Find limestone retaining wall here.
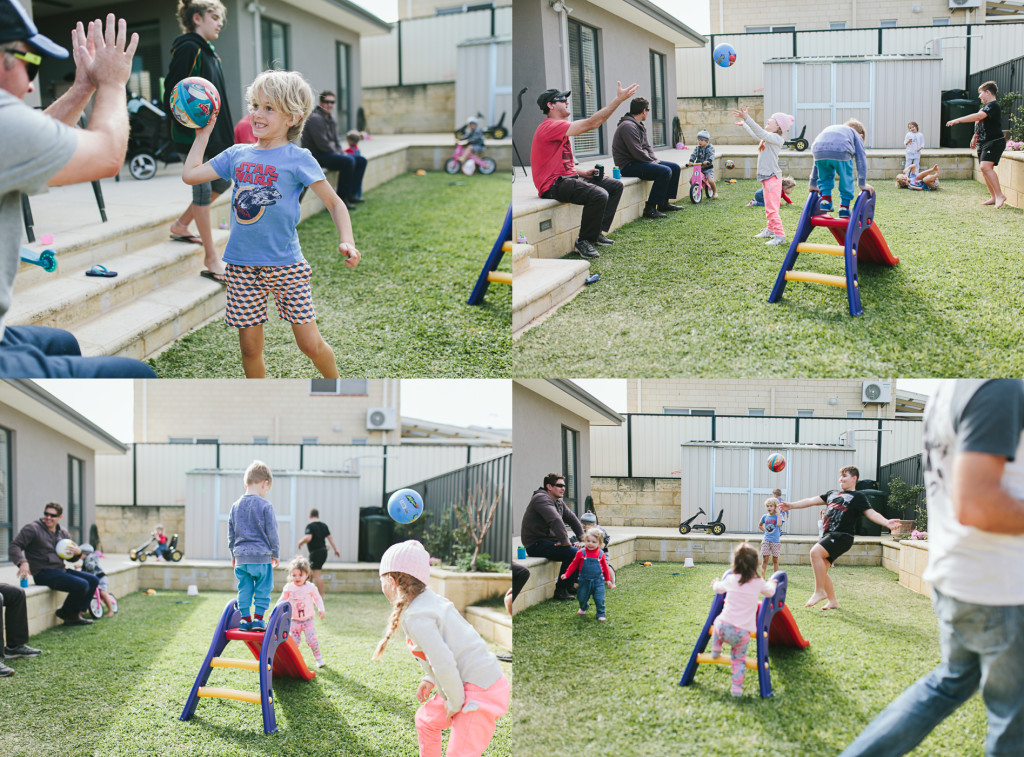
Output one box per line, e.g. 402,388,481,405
95,505,185,554
590,476,680,528
362,83,456,134
981,149,1024,210
897,540,931,596
675,95,766,145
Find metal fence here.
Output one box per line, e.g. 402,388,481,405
877,453,926,519
361,6,512,87
968,54,1024,130
591,414,923,482
386,452,511,564
95,442,509,513
677,22,1024,99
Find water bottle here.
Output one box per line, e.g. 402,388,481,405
517,546,526,560
20,577,29,588
612,165,621,180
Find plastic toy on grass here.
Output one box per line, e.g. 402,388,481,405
783,125,809,152
712,43,737,68
678,508,726,536
767,453,786,472
387,488,424,524
169,76,220,129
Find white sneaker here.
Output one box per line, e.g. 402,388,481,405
754,227,772,239
766,235,787,246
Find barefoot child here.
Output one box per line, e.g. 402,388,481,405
278,555,326,666
780,465,901,610
374,540,510,757
734,107,794,246
710,543,777,697
561,528,616,621
182,69,361,378
758,498,783,578
228,460,280,631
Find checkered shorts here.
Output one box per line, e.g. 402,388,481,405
760,540,782,557
224,260,316,327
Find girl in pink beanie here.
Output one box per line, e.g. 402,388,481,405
374,540,510,756
734,107,794,246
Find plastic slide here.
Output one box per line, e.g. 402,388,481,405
226,628,316,681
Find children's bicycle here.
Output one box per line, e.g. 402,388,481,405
444,144,496,176
678,507,727,535
88,586,118,618
687,161,713,203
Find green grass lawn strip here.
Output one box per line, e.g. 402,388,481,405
513,562,985,757
150,172,511,378
512,179,1024,376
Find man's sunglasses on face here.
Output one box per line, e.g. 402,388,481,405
321,99,335,105
551,97,567,104
552,483,566,488
11,49,41,81
43,511,59,518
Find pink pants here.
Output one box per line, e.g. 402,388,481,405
415,675,510,757
762,175,784,236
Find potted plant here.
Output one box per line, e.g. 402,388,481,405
885,475,926,539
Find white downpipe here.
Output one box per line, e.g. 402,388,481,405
247,2,265,77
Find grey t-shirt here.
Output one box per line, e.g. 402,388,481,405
0,90,78,341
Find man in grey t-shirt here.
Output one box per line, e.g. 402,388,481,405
0,0,153,377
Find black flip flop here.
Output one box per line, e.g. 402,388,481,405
200,270,227,284
85,264,117,278
170,234,203,244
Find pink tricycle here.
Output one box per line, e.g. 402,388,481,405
687,160,713,203
445,143,496,176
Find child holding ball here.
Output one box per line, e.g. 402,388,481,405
734,107,794,246
182,69,361,378
278,555,326,666
710,542,777,697
374,540,510,757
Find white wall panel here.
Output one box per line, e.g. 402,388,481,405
361,27,399,87
96,452,134,506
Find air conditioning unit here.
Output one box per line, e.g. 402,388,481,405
366,407,397,431
862,380,892,404
949,0,982,9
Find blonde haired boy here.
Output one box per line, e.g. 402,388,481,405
229,460,279,631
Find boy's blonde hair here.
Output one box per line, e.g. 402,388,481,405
176,0,226,33
772,488,783,497
372,572,427,660
245,460,273,486
895,173,910,189
246,70,315,142
845,119,866,139
765,497,780,509
289,555,312,578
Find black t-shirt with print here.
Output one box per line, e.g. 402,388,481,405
819,489,870,535
976,101,1003,145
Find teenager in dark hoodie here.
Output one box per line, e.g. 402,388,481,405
520,473,584,600
164,0,234,283
611,96,683,219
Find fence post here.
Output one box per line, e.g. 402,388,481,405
710,34,716,98
965,24,972,93
876,418,883,480
132,443,137,507
381,443,388,509
397,21,403,87
794,417,800,443
626,414,633,478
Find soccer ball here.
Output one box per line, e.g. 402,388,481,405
169,76,221,129
713,43,737,68
767,454,786,473
55,538,77,560
387,488,424,524
725,159,735,169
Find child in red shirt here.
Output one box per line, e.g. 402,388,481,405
561,529,615,621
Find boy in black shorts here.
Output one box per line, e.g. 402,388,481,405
779,465,901,610
297,508,340,597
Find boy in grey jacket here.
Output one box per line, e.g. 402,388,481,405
229,460,280,631
808,120,875,218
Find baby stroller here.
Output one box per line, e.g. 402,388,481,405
129,532,183,562
126,89,180,180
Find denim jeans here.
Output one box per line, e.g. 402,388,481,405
311,151,367,200
618,160,681,207
576,554,606,616
840,589,1024,757
33,568,100,616
0,326,156,378
524,541,578,593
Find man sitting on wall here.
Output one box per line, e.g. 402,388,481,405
611,96,683,218
520,473,584,601
301,90,365,209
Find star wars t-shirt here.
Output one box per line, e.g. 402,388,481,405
819,489,870,535
760,513,782,543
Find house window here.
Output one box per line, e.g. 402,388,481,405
253,437,269,445
126,21,162,103
649,50,667,147
196,437,219,445
310,379,369,395
336,42,352,130
932,18,950,26
0,427,10,561
829,22,846,30
847,411,864,419
747,25,794,32
67,455,83,545
352,438,368,445
748,409,766,416
261,17,289,70
568,19,602,157
169,437,219,444
797,409,815,417
561,425,579,513
880,20,898,28
301,437,319,445
664,408,715,416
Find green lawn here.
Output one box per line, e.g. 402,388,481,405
512,180,1024,376
1,590,511,757
513,562,986,757
150,172,511,378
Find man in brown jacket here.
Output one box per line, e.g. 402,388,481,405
611,96,682,219
300,90,365,208
521,473,584,600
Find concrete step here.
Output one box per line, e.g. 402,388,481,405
513,257,591,338
465,605,512,650
512,242,534,275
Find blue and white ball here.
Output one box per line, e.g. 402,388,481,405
387,488,425,524
713,43,737,68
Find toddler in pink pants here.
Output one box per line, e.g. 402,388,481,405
374,540,510,756
734,107,794,247
278,555,326,666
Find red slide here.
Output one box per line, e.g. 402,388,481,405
822,219,899,266
767,605,811,649
230,632,317,681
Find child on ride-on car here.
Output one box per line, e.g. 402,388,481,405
686,130,717,198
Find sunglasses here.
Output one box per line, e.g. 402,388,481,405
550,97,568,104
552,483,566,488
321,99,336,105
11,49,41,81
43,511,59,518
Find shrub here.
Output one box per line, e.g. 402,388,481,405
454,552,509,574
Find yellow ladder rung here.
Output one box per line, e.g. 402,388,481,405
696,653,758,671
210,657,260,672
502,241,513,253
197,686,262,705
796,242,851,257
487,271,512,285
785,271,853,289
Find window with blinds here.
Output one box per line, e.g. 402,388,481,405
649,50,667,147
568,20,602,157
561,425,579,513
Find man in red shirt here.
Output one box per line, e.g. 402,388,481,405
530,82,638,259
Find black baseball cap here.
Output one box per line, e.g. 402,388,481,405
0,0,69,59
537,88,570,111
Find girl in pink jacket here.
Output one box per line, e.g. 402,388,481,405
278,555,326,666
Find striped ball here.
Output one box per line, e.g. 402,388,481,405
767,453,786,473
